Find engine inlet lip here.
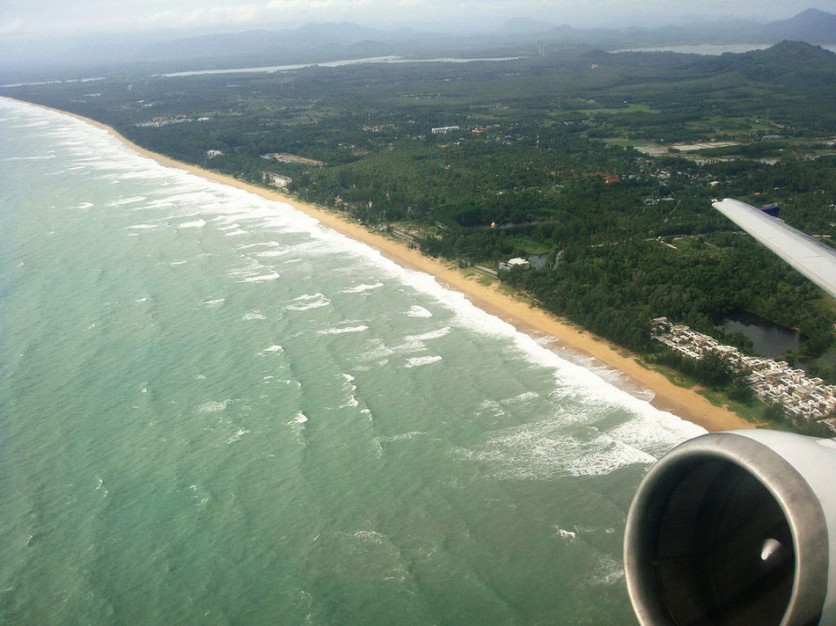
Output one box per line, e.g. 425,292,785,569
624,432,829,626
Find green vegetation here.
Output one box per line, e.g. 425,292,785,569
5,41,834,392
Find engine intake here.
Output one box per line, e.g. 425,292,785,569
624,431,836,625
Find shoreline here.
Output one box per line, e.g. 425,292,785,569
29,99,753,433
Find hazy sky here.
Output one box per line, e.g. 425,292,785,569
2,0,833,41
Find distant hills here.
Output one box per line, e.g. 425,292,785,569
2,8,834,79
761,8,836,43
711,40,836,89
135,22,409,64
496,8,836,44
572,40,836,93
131,8,836,69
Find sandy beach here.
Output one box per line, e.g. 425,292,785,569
64,105,752,433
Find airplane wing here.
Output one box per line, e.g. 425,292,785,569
713,198,836,299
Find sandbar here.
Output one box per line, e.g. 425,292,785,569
47,102,753,433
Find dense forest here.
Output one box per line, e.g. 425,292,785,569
4,40,834,403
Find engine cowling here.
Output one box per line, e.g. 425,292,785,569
624,430,836,625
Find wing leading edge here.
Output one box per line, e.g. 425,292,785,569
713,198,836,299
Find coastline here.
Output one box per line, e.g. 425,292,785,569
34,100,752,433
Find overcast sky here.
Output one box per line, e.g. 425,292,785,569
2,0,833,42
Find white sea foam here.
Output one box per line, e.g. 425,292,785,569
287,293,331,311
318,325,369,335
288,412,309,425
308,244,621,418
177,218,206,229
226,427,249,444
475,399,508,419
242,271,280,283
607,413,701,459
12,120,50,128
554,526,577,541
338,373,360,408
110,196,147,207
279,239,333,257
144,198,177,209
583,555,625,587
256,249,289,258
342,282,384,294
405,355,443,368
351,530,386,544
509,391,540,403
405,305,433,318
198,400,230,413
187,483,211,507
1,154,55,161
342,395,360,408
229,258,280,283
353,339,395,364
457,418,660,480
404,326,451,343
202,298,225,308
377,431,424,443
243,311,267,320
260,344,284,354
238,241,279,250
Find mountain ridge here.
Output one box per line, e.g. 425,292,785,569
133,8,836,66
2,8,834,78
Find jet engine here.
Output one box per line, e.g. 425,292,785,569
624,430,836,625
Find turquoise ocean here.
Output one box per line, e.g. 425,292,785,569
0,97,703,625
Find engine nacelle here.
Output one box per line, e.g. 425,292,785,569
624,431,836,625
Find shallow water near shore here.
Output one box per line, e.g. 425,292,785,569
0,98,703,624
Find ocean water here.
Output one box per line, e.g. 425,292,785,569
0,97,704,625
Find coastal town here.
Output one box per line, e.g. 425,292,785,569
651,317,836,434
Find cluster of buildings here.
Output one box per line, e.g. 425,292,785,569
136,114,209,128
651,317,836,434
498,257,530,271
431,126,461,135
362,123,397,133
262,172,293,189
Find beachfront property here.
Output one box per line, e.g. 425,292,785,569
262,172,293,188
136,115,210,128
651,317,836,433
499,257,530,271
